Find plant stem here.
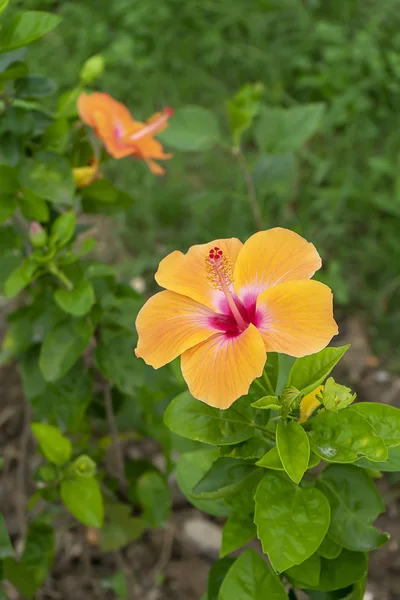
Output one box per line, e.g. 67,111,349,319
234,146,263,230
48,263,73,290
103,381,127,494
262,370,276,396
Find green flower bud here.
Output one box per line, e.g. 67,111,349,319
321,377,356,411
80,55,105,84
72,454,97,478
29,221,47,248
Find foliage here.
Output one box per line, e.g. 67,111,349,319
0,2,399,600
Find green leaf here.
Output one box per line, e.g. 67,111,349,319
175,449,231,517
61,477,104,528
276,420,310,484
356,445,400,472
294,549,367,592
1,11,62,51
19,152,75,205
136,471,171,528
4,522,54,599
55,279,95,316
159,105,221,151
220,513,256,557
0,0,9,17
288,346,350,396
253,153,298,195
50,210,76,246
4,259,37,298
307,409,388,463
57,86,81,118
224,469,263,513
254,472,330,572
42,118,69,154
257,444,319,471
351,402,400,448
251,395,280,410
256,103,325,153
31,422,71,466
23,356,92,428
219,435,272,461
95,328,142,395
192,458,258,499
207,557,235,600
0,195,16,223
0,514,13,559
39,318,92,382
318,464,389,552
285,553,321,588
81,179,135,215
219,548,287,600
100,503,144,552
15,74,57,99
0,165,18,194
317,537,343,560
19,188,50,222
164,391,254,445
0,60,28,81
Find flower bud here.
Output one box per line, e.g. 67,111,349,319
80,55,105,84
29,221,47,248
72,454,97,478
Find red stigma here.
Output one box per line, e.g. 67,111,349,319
164,106,174,117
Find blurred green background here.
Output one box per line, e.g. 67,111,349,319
18,0,400,366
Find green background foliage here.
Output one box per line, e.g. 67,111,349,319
12,0,400,366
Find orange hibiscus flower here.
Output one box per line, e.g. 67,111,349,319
77,92,173,175
135,228,338,409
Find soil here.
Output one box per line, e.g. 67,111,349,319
1,315,400,600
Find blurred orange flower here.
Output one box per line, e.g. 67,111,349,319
77,92,173,175
73,157,101,188
135,228,338,409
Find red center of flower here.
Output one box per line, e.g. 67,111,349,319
205,248,249,333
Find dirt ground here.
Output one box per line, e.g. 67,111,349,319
1,315,399,600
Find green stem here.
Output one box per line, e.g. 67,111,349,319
48,264,73,290
251,423,275,441
233,146,263,230
262,370,276,396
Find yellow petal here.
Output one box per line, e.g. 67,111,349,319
234,228,322,301
155,238,243,310
256,280,338,356
73,165,98,188
299,385,324,423
135,290,217,368
181,323,266,409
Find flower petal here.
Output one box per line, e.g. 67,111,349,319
256,280,338,357
155,238,243,310
181,324,266,409
135,290,218,368
234,228,322,303
299,385,324,423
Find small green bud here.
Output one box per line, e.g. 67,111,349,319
321,377,356,411
29,221,47,248
280,385,302,411
72,455,97,478
80,55,105,84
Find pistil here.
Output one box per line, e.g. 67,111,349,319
205,247,248,331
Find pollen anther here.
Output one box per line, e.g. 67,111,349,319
205,248,234,291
